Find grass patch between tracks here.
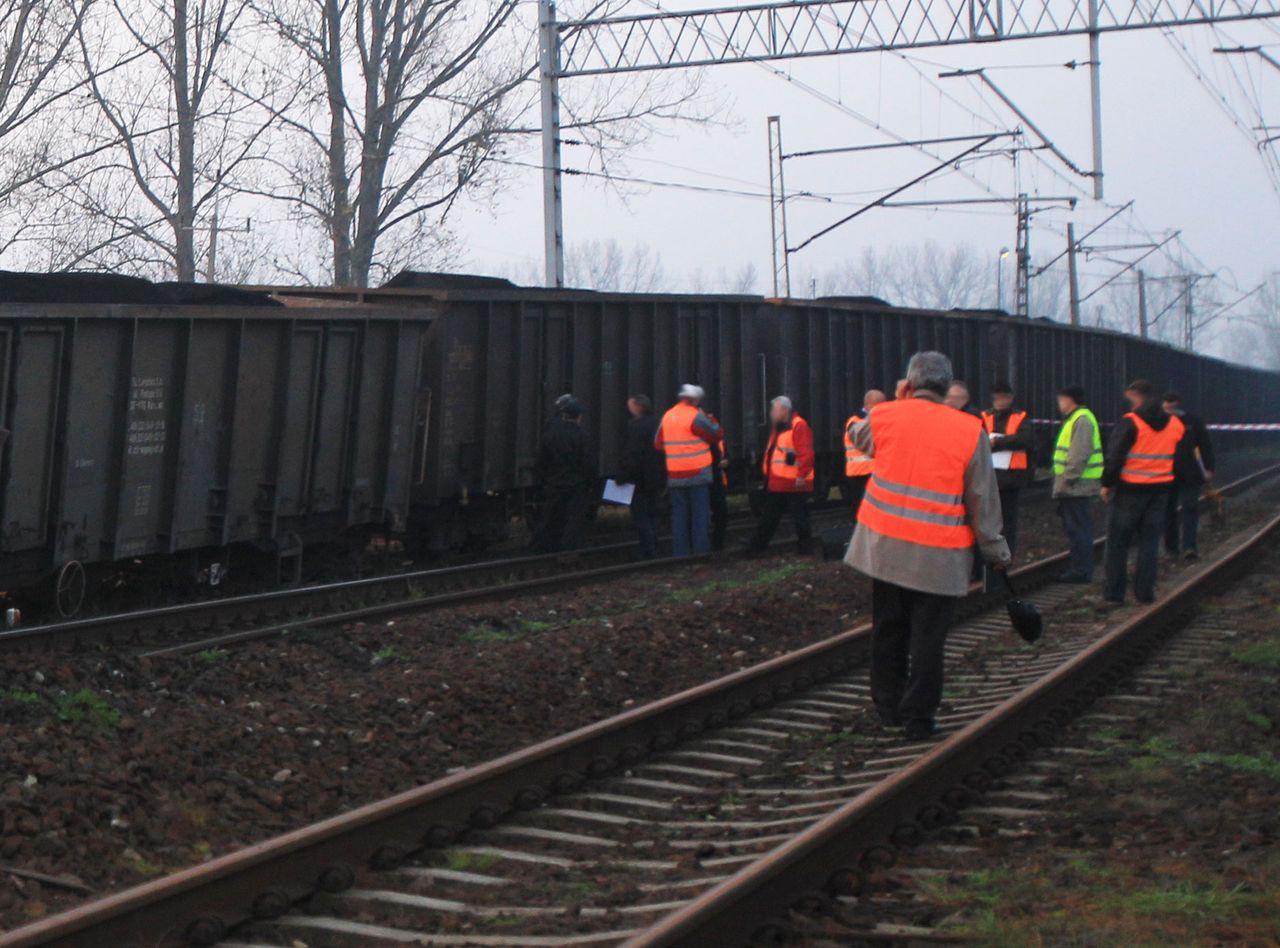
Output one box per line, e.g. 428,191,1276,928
668,561,815,603
928,553,1280,946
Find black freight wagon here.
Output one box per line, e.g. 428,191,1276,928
272,278,1280,548
0,275,429,615
755,299,997,493
270,282,763,552
763,298,1280,486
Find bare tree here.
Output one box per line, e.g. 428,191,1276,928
50,0,273,281
249,0,708,287
0,2,106,256
246,0,525,285
562,238,663,291
819,243,991,310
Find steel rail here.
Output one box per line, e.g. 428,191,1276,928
625,508,1280,947
134,505,849,658
2,465,1276,948
0,505,844,657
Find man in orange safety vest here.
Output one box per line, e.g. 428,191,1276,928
845,351,1010,740
748,396,815,554
843,389,885,520
1100,379,1185,605
655,384,722,556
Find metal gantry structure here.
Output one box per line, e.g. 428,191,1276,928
537,0,1280,288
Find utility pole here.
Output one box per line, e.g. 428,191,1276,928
1137,269,1148,337
1087,0,1105,199
539,0,565,288
206,199,219,284
1014,193,1031,317
766,116,791,298
1183,275,1195,349
1066,223,1081,326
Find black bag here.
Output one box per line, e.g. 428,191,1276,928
820,524,854,561
1000,570,1043,644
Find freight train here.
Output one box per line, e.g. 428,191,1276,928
1,270,1276,617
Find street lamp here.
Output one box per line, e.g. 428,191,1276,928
997,247,1011,311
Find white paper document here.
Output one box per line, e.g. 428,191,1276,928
602,479,635,506
991,450,1014,470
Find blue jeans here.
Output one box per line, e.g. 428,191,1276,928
1164,483,1201,555
1057,496,1095,580
670,484,710,556
1104,491,1167,603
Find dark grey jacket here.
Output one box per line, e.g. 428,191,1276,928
1168,409,1214,486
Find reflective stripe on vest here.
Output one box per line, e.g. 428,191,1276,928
1052,408,1103,478
856,398,979,549
659,403,712,476
981,410,1029,470
1120,412,1185,485
763,420,815,490
844,414,873,477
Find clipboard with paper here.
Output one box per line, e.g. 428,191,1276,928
602,479,635,505
989,431,1014,470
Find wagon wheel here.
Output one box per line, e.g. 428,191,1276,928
55,560,87,619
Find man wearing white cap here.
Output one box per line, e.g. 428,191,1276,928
655,384,722,556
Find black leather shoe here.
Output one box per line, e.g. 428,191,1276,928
875,707,902,727
904,719,936,741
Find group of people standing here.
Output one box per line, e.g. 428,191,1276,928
847,356,1214,741
535,358,1216,742
625,385,815,557
1055,380,1215,604
545,384,822,559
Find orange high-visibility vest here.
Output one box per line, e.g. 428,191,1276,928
857,398,980,549
659,402,712,478
763,417,814,493
981,410,1029,471
1120,412,1185,485
844,414,873,477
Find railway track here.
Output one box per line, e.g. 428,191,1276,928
1,466,1275,947
4,458,1255,658
795,605,1259,944
0,505,848,658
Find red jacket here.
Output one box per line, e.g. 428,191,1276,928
762,413,815,493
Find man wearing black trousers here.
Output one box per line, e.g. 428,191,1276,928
1161,392,1214,561
531,399,597,553
618,395,665,559
1101,380,1185,604
981,381,1034,559
845,353,1011,741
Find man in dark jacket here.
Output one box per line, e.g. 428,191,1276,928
531,398,596,553
619,394,665,558
945,380,983,418
1161,392,1215,561
706,412,730,550
982,381,1034,558
1100,379,1185,604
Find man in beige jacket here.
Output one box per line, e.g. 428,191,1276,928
845,351,1010,740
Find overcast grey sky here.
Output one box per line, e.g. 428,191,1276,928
451,11,1279,323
